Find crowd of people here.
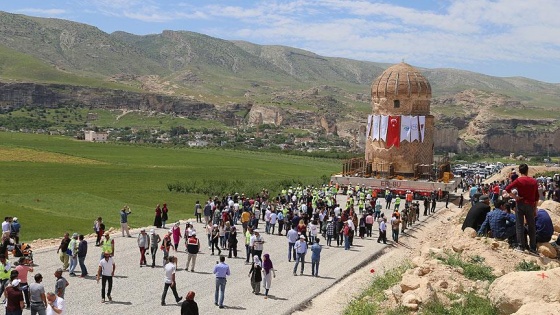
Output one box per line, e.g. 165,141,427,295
1,182,452,314
462,163,560,256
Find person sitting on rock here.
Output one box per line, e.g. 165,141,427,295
477,200,516,244
462,195,491,232
534,208,553,243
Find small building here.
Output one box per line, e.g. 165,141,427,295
84,130,108,142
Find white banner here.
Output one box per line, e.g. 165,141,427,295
380,115,388,142
372,115,380,141
410,116,420,142
366,115,372,140
400,115,411,142
419,116,426,142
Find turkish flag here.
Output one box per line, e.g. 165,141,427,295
386,115,401,148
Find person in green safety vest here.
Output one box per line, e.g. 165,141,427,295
394,196,401,211
100,231,115,260
0,254,11,298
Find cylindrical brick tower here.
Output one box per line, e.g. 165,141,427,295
366,62,434,176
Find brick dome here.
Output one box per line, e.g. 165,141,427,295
371,62,431,99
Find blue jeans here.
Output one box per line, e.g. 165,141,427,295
392,229,399,243
78,256,88,275
215,278,227,306
69,255,77,274
311,259,320,276
245,244,251,262
293,253,306,274
344,235,350,250
288,242,295,261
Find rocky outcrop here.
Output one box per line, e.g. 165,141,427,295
488,268,560,314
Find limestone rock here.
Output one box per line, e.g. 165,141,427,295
411,256,424,267
401,292,421,310
463,227,477,238
489,268,560,314
538,243,557,259
513,302,560,315
428,247,443,256
400,273,424,292
540,201,560,216
452,244,464,253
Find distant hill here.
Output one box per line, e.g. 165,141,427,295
0,10,559,155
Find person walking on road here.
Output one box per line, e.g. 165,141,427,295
149,229,161,268
213,256,230,309
250,229,265,262
248,255,262,295
293,235,307,276
310,238,322,277
161,256,183,306
29,273,47,315
96,251,115,303
261,253,275,299
181,291,198,315
77,235,88,277
137,229,150,267
68,233,78,277
100,231,114,260
119,206,132,237
377,217,388,244
53,268,68,299
186,232,200,272
56,233,70,271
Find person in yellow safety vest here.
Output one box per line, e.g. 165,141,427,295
394,196,402,211
0,254,11,297
100,231,115,259
358,200,364,214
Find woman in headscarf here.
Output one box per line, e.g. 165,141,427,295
172,222,181,251
181,291,198,315
248,255,262,295
261,253,276,299
154,204,162,228
161,203,169,228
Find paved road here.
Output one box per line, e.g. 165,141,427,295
27,196,450,315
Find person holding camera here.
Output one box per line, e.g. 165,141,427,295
119,206,132,238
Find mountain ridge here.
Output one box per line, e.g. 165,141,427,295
0,10,559,155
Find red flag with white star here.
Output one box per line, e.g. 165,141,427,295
386,115,401,148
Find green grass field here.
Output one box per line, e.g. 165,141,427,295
0,132,340,242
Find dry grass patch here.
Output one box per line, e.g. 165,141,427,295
0,147,106,165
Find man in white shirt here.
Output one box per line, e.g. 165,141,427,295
96,251,115,303
161,256,182,306
264,209,272,234
250,230,265,261
46,291,65,315
269,211,278,235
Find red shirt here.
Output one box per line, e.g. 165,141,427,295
505,176,539,205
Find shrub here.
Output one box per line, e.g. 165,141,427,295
435,252,496,282
515,260,541,272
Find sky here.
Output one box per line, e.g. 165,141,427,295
2,0,560,83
